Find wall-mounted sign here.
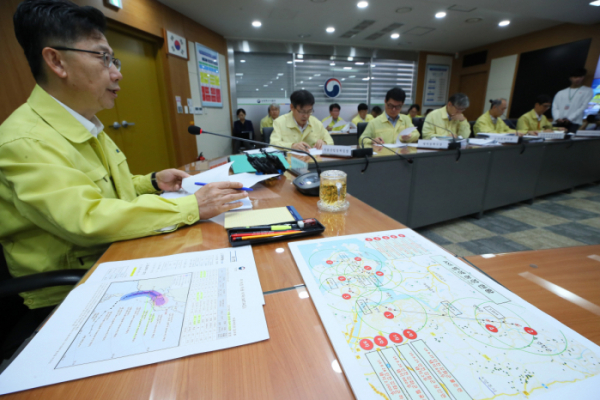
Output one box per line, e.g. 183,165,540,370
423,64,450,106
164,30,188,60
196,43,222,108
324,78,342,98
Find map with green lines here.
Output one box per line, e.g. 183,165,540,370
289,229,600,400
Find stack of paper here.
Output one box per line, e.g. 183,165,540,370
161,162,279,211
0,247,269,395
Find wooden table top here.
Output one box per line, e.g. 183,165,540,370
3,288,354,400
85,172,405,293
464,245,600,345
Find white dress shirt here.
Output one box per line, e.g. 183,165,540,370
51,96,104,137
552,86,594,125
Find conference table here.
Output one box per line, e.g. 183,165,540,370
294,136,600,228
4,163,600,399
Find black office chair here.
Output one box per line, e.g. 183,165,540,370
356,122,368,145
413,117,425,138
0,245,87,360
504,119,518,129
469,121,476,137
262,127,274,145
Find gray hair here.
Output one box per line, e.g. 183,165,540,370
448,93,470,109
489,98,506,109
268,103,280,112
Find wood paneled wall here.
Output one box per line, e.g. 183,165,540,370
414,51,461,111
0,0,230,167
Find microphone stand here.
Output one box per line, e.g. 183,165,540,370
360,137,413,173
188,125,323,196
423,120,462,161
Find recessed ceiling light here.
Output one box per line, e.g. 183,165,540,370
326,27,335,33
465,18,483,23
256,88,259,91
357,1,368,8
435,12,446,18
499,20,510,27
281,88,284,90
300,81,303,83
252,21,262,28
391,33,400,39
396,7,412,14
240,60,246,63
590,0,600,5
348,57,353,61
330,62,335,66
355,62,364,65
309,77,312,79
297,54,303,59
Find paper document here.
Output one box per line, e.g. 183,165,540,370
161,190,253,211
288,229,600,400
0,247,269,395
395,126,417,145
243,147,281,154
382,143,407,148
224,207,295,229
290,148,322,156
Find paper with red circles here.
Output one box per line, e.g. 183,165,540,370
288,229,600,400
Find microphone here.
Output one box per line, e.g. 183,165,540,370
188,125,323,196
360,137,413,164
422,120,461,149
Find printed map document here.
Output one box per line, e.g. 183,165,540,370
289,229,600,400
0,247,269,395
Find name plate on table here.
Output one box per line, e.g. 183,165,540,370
290,156,309,174
538,131,566,140
478,134,520,144
575,130,600,137
417,139,450,149
321,145,353,157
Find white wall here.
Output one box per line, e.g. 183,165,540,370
187,42,233,158
483,55,518,114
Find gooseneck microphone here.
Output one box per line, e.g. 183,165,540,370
422,120,462,149
188,125,323,196
360,137,413,164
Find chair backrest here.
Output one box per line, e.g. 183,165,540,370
263,127,274,144
504,119,518,129
413,117,425,138
469,121,476,137
356,123,368,145
0,245,29,354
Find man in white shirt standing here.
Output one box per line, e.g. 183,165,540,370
552,68,594,133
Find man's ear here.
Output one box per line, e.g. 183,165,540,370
41,47,67,79
289,104,293,112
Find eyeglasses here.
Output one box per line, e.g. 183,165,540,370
50,47,121,71
386,103,403,111
295,107,314,115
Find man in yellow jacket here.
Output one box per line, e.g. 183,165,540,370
359,87,417,146
422,93,472,139
1,0,247,312
351,103,374,127
270,90,333,151
259,103,280,140
516,95,556,134
473,98,515,134
321,103,350,133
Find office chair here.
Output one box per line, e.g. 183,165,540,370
504,119,518,129
262,127,274,145
356,123,368,145
0,245,87,360
413,117,425,138
469,121,476,137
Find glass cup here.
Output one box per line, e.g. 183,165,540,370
317,170,349,212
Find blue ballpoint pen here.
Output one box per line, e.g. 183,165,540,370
195,182,253,191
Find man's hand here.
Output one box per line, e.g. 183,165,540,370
314,139,326,150
528,131,539,136
156,169,190,192
292,142,311,152
373,137,384,145
452,113,466,122
400,135,412,142
195,181,248,220
326,125,333,131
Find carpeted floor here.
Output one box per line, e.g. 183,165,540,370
415,184,600,257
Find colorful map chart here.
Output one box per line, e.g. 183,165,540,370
289,229,600,400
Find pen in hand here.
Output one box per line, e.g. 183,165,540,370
195,182,253,191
